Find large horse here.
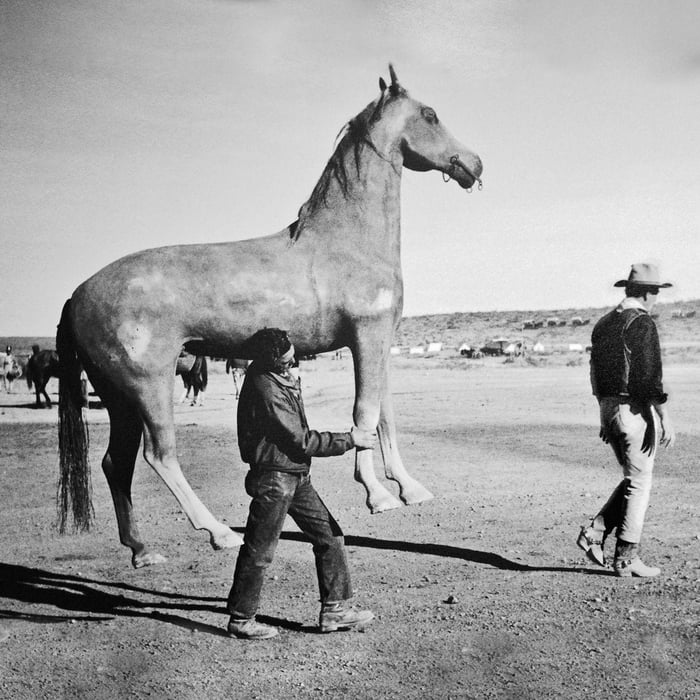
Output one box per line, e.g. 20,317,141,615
26,346,61,407
56,66,483,568
176,351,208,406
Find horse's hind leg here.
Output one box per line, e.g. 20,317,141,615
140,381,243,550
102,402,166,568
39,380,52,407
378,365,433,505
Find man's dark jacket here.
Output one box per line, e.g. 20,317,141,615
590,305,667,404
237,363,354,473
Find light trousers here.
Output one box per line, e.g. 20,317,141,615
597,397,657,544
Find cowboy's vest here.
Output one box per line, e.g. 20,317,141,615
590,306,649,401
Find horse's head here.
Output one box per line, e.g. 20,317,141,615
378,65,483,191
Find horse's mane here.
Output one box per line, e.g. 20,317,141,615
291,94,396,241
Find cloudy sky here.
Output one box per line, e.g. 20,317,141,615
2,0,700,334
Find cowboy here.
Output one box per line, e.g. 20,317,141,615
577,263,676,577
227,328,376,639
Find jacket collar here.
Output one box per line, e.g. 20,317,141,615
617,297,648,313
250,361,300,389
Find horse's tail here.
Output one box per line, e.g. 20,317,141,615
200,356,208,392
56,299,93,534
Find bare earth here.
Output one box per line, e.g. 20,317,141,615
1,355,699,699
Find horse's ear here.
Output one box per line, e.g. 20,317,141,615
379,76,387,93
388,64,401,95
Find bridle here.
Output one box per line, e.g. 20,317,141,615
442,154,483,192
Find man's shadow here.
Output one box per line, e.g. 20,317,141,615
0,533,606,637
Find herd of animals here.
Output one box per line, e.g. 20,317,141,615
0,344,243,409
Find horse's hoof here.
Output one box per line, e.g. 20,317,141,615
368,493,402,514
210,528,244,550
399,482,434,506
132,551,167,568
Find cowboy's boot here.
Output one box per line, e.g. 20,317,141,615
613,539,660,578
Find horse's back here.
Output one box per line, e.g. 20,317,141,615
67,228,342,373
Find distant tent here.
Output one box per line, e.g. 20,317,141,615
390,346,402,355
426,342,442,353
533,342,546,354
409,346,425,355
568,343,584,353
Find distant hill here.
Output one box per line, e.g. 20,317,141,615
4,298,699,360
395,299,700,351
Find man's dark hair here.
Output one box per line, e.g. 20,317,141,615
245,328,292,370
626,282,660,299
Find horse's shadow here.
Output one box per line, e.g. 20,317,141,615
0,400,103,410
269,530,598,575
0,534,607,637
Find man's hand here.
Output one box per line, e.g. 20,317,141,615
351,426,377,449
659,417,676,449
599,425,610,444
653,403,675,449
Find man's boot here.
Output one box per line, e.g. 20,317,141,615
319,601,374,633
613,539,660,578
227,616,278,640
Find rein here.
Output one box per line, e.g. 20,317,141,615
442,154,483,192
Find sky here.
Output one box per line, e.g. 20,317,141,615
2,0,700,335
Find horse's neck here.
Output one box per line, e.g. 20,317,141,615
301,140,402,256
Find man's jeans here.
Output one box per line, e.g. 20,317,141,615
227,470,352,619
598,398,657,543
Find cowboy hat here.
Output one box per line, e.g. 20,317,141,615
614,263,672,288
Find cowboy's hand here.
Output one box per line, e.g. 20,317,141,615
659,418,676,449
351,426,377,449
598,424,609,444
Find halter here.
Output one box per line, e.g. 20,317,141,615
442,154,483,192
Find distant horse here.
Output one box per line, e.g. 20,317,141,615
55,65,483,567
0,350,22,393
26,346,62,407
176,351,208,406
225,358,249,399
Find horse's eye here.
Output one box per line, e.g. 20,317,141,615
422,107,438,124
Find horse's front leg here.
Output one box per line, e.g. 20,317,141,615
378,364,433,505
351,333,402,514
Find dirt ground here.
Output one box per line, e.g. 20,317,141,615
1,355,699,699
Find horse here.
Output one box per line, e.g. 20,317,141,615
0,351,23,393
26,346,62,407
55,65,483,568
225,358,250,399
176,351,208,406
